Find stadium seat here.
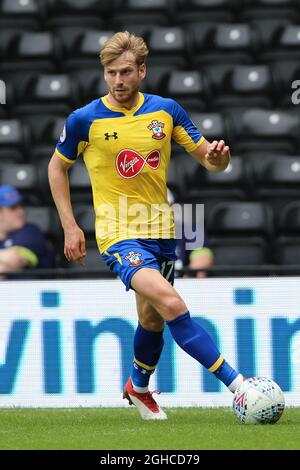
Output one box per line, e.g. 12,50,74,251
147,27,188,67
168,150,249,202
210,240,270,266
118,0,170,14
275,201,300,266
0,109,25,162
70,247,108,270
46,0,113,28
192,23,256,67
226,108,300,155
207,201,273,238
27,114,65,146
68,239,112,273
0,107,7,119
0,149,24,164
0,0,44,29
186,156,250,201
215,23,254,50
74,204,95,236
167,152,192,201
111,16,169,37
76,30,113,55
253,155,300,200
69,160,91,188
0,29,55,74
277,201,300,234
189,112,229,142
25,114,65,161
271,60,300,107
241,0,299,22
260,24,300,63
243,0,298,7
0,30,25,67
23,205,60,240
69,160,93,202
112,0,170,31
0,79,14,117
1,32,57,73
0,163,40,204
47,0,113,15
175,0,235,23
14,74,77,116
164,71,207,110
274,240,300,266
213,64,274,109
207,200,274,272
0,162,37,188
23,204,63,267
62,30,115,70
72,68,110,104
203,63,242,105
0,119,29,158
0,157,50,203
144,64,179,95
251,18,291,51
186,22,223,63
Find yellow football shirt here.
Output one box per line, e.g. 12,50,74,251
55,92,204,253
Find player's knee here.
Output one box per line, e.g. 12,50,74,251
140,317,164,332
162,296,187,318
140,303,164,332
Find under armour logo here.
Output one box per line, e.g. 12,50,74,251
104,132,118,140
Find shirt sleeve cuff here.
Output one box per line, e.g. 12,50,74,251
15,246,39,267
55,148,76,164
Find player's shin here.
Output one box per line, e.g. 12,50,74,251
131,323,164,392
167,312,243,392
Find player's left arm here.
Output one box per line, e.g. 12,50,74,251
190,138,231,173
170,99,230,173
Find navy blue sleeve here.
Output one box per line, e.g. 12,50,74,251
170,99,203,151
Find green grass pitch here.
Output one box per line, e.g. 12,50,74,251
0,408,299,450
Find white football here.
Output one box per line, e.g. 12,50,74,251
232,377,285,424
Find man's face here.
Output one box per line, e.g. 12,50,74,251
189,252,213,279
0,204,24,233
104,51,146,106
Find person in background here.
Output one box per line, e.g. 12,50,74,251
168,188,214,277
188,246,214,278
0,185,54,278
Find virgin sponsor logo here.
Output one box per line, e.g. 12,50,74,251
116,148,160,178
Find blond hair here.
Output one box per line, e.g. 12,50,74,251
100,31,149,67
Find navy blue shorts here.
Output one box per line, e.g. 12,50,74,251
101,239,177,291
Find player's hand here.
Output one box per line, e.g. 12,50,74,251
64,225,86,267
205,140,230,169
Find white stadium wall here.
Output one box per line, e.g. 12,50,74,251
0,278,299,407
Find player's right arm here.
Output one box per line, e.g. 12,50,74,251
48,153,86,266
49,110,89,266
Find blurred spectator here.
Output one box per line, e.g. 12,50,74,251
167,188,214,277
188,246,214,278
0,185,54,278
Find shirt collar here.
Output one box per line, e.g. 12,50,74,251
101,92,145,115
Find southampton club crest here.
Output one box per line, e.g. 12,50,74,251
125,251,143,266
147,120,166,140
